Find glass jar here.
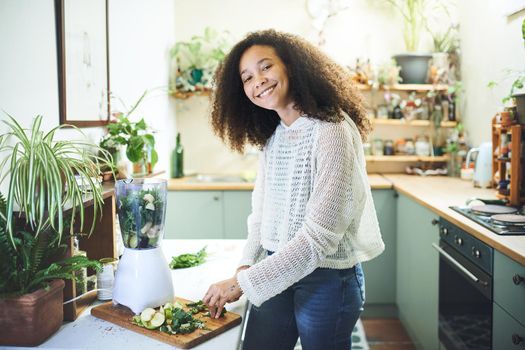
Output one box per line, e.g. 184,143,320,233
363,142,372,156
384,139,395,155
405,138,415,155
415,135,430,156
372,139,384,156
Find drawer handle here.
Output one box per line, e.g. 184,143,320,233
512,334,523,345
431,219,439,226
513,274,525,285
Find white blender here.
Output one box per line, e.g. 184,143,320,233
113,178,174,314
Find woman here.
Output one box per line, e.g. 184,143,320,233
202,29,384,350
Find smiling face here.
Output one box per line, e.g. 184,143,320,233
239,45,293,113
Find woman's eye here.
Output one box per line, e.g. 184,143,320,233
262,64,272,71
243,76,252,83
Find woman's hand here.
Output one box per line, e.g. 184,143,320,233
203,276,243,318
203,266,248,318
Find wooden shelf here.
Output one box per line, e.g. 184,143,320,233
357,83,449,92
365,155,449,162
170,89,212,99
372,119,457,128
491,118,524,206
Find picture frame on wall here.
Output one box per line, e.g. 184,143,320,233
55,0,110,127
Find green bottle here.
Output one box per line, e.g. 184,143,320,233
171,132,184,178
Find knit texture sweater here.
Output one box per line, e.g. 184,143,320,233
236,115,385,307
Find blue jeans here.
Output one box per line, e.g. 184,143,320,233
242,263,365,350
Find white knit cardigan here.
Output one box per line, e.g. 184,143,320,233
236,115,385,307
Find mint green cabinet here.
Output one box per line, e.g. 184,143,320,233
223,191,252,239
493,302,525,350
494,250,525,327
362,190,397,316
396,193,439,350
165,191,223,239
165,190,252,239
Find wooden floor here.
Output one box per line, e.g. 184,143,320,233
362,318,416,350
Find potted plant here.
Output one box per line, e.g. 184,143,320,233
0,115,110,346
387,0,433,84
100,90,159,177
170,27,232,98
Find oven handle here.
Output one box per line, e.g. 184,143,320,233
431,243,479,283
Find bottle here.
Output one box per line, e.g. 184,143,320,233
72,237,87,295
448,95,456,121
171,132,184,178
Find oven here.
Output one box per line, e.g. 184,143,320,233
434,218,494,350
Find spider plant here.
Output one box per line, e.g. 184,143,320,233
0,114,113,248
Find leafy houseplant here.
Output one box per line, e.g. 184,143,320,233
0,115,108,346
100,90,158,176
170,27,232,96
386,0,433,84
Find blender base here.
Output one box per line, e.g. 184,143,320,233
113,246,174,314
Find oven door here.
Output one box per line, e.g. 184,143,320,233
433,240,492,350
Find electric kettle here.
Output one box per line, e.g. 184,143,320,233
465,142,492,188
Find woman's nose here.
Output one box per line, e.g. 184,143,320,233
255,75,267,89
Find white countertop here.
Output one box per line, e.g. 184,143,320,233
7,239,247,350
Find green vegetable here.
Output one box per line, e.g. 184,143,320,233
132,303,207,335
169,246,207,269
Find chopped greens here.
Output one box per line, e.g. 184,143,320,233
131,299,227,336
169,246,207,269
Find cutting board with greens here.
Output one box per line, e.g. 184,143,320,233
91,297,242,349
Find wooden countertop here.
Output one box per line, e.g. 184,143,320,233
166,173,525,265
383,174,525,266
167,173,393,191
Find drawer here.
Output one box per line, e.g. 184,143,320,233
494,250,525,326
493,303,525,350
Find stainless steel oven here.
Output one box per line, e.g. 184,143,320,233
434,218,494,350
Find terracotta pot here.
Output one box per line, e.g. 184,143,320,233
0,279,65,346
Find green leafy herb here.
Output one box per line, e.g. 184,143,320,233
169,246,207,269
132,302,208,335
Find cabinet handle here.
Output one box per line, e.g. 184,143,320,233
512,333,523,345
213,196,220,201
513,274,525,285
431,219,439,226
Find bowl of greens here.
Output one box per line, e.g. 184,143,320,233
115,178,167,249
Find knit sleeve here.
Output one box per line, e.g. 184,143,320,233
236,122,365,306
238,150,266,267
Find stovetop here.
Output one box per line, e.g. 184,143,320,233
451,206,525,235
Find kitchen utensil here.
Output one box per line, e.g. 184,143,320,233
112,179,174,314
465,142,493,188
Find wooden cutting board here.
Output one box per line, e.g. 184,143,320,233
91,297,242,349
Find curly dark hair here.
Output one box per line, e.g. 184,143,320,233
210,29,371,153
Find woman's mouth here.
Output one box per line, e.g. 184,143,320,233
256,84,277,98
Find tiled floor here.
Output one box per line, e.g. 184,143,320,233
362,318,416,350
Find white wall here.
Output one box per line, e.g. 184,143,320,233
459,1,525,146
173,0,420,174
109,0,176,174
0,0,176,176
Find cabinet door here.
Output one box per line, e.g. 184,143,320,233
223,191,252,239
493,302,525,350
362,190,397,308
396,193,439,350
494,250,525,327
165,191,223,239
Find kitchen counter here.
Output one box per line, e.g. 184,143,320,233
167,173,392,191
383,174,525,266
18,239,247,350
165,173,525,266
